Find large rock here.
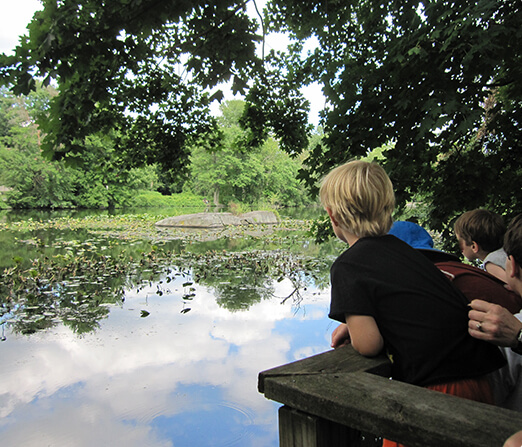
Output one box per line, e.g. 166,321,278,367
155,211,280,228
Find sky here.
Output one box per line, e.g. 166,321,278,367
1,260,332,445
0,0,324,125
0,0,42,55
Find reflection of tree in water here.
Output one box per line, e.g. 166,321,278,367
0,231,164,336
191,253,275,311
186,251,328,312
1,251,127,335
5,290,113,335
1,226,332,336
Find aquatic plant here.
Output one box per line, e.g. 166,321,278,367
1,214,333,336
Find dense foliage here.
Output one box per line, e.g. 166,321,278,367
0,86,311,209
0,85,167,208
1,0,520,233
263,0,522,238
186,100,313,207
0,0,267,185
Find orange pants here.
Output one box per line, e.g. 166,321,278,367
382,376,494,447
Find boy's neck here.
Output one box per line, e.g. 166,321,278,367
475,248,489,261
346,233,359,246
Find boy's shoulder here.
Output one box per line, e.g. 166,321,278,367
355,234,415,250
484,247,507,265
338,234,418,262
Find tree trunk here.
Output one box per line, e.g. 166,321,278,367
213,186,220,206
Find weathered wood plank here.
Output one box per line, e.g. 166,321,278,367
258,345,391,393
279,406,364,447
263,369,522,447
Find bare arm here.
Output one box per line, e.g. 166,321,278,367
485,262,508,283
345,314,384,357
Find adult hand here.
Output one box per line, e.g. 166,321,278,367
331,323,351,349
468,299,522,348
504,430,522,447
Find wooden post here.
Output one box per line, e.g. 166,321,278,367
279,406,364,447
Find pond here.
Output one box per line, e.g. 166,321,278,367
0,207,343,446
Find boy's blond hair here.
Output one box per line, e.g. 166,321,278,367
320,160,395,237
454,209,506,252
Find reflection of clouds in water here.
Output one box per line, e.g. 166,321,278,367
2,394,173,447
0,279,331,446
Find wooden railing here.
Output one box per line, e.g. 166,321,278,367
258,345,522,447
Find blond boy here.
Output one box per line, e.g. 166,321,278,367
321,161,505,447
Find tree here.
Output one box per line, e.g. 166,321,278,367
187,100,311,207
1,1,521,232
0,84,75,208
0,85,49,155
0,0,267,183
0,86,161,209
258,0,522,238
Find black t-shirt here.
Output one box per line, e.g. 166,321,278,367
329,235,506,386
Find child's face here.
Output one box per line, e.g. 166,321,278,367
456,233,478,261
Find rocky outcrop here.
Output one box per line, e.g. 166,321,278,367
155,211,280,228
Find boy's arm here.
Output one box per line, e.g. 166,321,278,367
484,262,508,283
345,314,384,357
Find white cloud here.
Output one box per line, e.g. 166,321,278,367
0,278,332,446
0,0,42,55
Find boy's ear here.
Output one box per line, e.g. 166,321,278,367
508,255,521,279
326,207,339,227
471,241,481,254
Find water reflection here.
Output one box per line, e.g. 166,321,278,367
1,218,336,336
0,277,333,446
0,209,339,446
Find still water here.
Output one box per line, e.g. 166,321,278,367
0,207,340,446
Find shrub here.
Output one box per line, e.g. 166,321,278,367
130,191,207,208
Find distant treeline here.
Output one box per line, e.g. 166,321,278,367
0,87,315,210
